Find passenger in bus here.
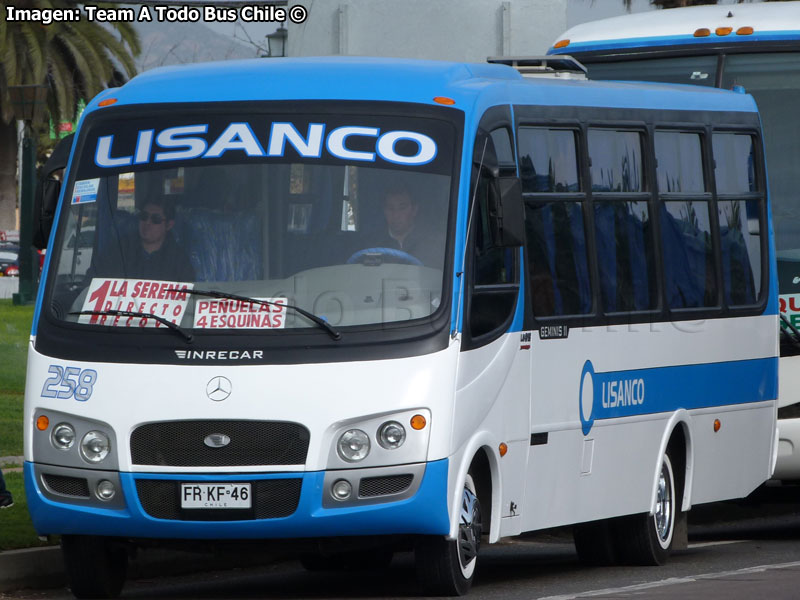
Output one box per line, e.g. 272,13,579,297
89,198,195,282
373,186,441,266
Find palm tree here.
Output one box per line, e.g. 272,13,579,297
0,1,140,230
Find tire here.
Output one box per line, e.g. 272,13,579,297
61,535,127,599
616,451,676,566
416,473,482,596
573,519,618,566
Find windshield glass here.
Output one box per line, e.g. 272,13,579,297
719,53,800,294
47,106,456,335
586,55,718,87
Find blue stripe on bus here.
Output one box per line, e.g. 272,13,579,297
579,357,777,435
24,458,450,539
548,32,800,56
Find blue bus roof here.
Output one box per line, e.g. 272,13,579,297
88,56,759,117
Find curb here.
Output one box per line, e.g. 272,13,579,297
0,547,64,592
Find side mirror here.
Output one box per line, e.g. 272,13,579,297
488,176,525,248
33,134,74,250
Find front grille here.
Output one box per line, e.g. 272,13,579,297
130,420,310,467
135,478,302,520
359,474,413,498
42,474,90,498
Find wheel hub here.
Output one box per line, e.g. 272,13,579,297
458,486,481,569
654,461,673,543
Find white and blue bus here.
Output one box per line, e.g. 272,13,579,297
26,56,778,598
549,1,800,481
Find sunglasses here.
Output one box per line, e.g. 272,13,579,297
137,210,166,225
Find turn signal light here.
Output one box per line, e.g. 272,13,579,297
499,443,508,457
694,28,711,37
714,419,721,433
410,414,427,430
36,415,49,431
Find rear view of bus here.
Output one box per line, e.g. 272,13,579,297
549,2,800,480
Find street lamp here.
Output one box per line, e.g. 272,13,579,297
266,26,288,57
8,83,48,306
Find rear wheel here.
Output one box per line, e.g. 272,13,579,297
416,473,482,596
61,535,127,599
617,451,676,565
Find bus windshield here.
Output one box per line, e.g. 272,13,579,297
587,52,800,291
46,106,456,335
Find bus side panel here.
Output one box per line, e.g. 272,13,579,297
522,316,776,531
522,418,669,532
454,332,531,539
688,404,776,505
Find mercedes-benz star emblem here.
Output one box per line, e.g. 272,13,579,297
206,376,232,401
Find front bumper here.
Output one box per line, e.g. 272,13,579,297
25,459,450,539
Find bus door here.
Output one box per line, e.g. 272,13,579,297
459,106,528,536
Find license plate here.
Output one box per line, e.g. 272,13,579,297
180,483,251,509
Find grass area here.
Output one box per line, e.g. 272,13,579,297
0,300,53,550
0,299,31,457
0,471,53,551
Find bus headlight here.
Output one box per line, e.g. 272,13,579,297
51,423,76,450
377,421,406,449
80,431,111,463
337,429,370,462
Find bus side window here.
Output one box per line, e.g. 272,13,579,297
588,129,657,313
519,127,591,317
713,133,763,305
655,130,718,309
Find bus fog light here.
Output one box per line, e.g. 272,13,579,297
51,423,76,450
337,429,370,462
378,421,406,449
80,431,110,463
331,479,352,501
95,480,116,501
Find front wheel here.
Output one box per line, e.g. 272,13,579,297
61,535,127,599
617,451,676,566
416,473,482,596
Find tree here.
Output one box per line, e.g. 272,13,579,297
0,2,140,231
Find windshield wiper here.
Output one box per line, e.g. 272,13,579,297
169,288,342,341
70,310,194,343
